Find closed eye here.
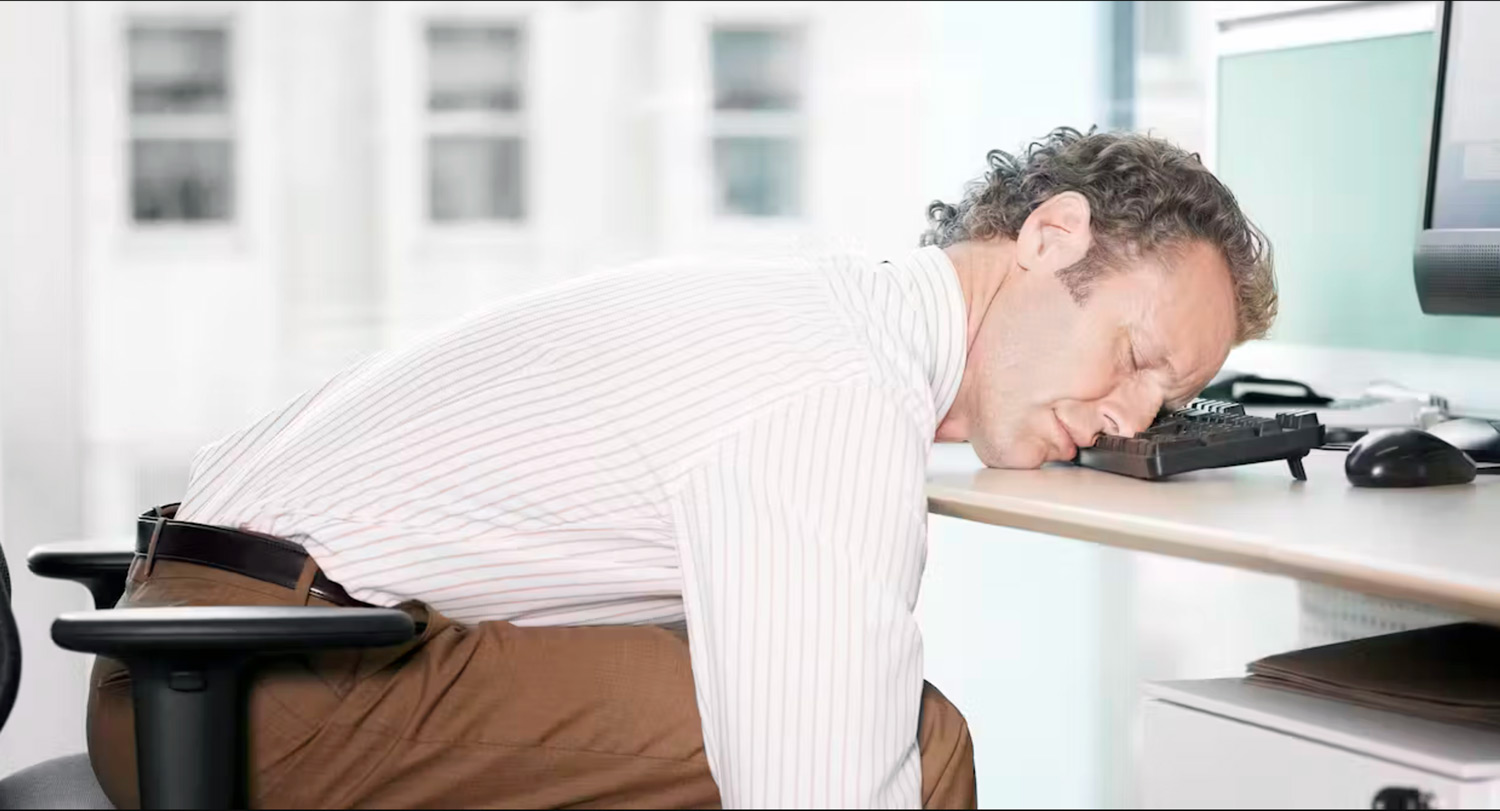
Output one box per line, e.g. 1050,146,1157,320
1118,333,1141,376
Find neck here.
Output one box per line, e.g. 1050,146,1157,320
934,239,1015,442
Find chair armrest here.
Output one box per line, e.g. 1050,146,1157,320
52,606,415,656
51,606,414,810
27,539,135,610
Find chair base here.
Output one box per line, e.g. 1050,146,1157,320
0,752,113,810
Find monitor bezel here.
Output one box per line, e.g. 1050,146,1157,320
1421,0,1455,231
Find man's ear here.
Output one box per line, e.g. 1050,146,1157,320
1015,191,1092,274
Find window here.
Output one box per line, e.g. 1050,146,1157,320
710,26,803,219
426,24,525,223
128,22,235,223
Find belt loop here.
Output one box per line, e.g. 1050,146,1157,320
293,557,319,606
141,513,167,580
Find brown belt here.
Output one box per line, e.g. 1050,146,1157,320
136,504,368,608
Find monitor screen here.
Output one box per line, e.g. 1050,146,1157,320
1427,1,1500,229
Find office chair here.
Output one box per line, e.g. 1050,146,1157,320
0,526,417,810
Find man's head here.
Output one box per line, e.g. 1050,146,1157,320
929,127,1276,469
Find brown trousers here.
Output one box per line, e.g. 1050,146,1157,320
88,560,977,809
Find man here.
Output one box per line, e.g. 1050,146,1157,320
89,127,1275,809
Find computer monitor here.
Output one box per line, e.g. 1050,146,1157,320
1415,0,1500,316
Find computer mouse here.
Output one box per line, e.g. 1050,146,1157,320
1426,418,1500,464
1345,427,1476,488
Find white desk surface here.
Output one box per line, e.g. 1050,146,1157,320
927,445,1500,624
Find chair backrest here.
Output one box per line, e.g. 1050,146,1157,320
0,545,22,731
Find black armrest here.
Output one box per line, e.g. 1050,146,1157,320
28,539,135,610
53,606,415,654
53,606,415,810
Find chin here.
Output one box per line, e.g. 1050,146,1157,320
973,437,1052,470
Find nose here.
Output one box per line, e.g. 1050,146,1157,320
1098,380,1165,437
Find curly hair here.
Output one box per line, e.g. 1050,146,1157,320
921,127,1276,342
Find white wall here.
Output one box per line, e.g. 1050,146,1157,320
0,0,94,775
75,0,285,541
274,1,384,395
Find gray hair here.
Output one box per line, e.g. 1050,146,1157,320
921,127,1277,342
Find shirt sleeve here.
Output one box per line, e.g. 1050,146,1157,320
668,382,931,809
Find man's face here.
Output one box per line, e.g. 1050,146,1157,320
965,241,1238,469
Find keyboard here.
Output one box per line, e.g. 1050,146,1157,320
1074,399,1326,481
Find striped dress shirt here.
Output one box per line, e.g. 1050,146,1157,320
178,245,968,808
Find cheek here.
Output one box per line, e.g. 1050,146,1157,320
1056,329,1132,404
984,320,1119,404
1014,354,1121,408
973,336,1054,404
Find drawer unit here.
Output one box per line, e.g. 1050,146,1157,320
1142,679,1500,809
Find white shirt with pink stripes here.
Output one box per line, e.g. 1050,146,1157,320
178,245,967,809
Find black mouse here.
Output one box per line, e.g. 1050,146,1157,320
1427,418,1500,463
1345,428,1476,488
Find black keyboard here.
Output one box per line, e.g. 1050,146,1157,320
1074,399,1325,481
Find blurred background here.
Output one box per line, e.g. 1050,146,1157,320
1,0,1495,807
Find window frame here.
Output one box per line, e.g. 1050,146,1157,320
122,9,241,233
418,13,531,237
707,22,807,224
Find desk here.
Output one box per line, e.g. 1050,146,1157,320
927,445,1500,625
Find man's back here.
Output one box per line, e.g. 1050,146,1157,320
179,250,961,628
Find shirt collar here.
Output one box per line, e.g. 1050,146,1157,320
880,246,968,424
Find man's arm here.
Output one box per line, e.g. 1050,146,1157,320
670,383,931,808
